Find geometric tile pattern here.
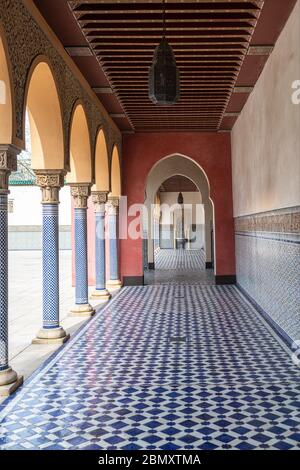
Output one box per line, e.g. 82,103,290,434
236,230,300,342
95,211,106,291
155,249,205,270
145,267,215,287
0,284,299,450
42,204,60,329
74,208,89,305
145,248,214,286
0,194,8,370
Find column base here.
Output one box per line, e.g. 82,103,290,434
69,303,95,317
32,327,70,345
106,279,122,291
0,368,24,397
90,289,111,301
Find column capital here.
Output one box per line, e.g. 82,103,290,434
0,144,19,192
106,196,120,216
70,184,91,209
35,170,66,204
92,191,108,213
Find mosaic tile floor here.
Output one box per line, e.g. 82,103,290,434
155,248,205,270
145,249,215,285
0,284,299,450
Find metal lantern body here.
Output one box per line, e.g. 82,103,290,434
149,37,180,105
177,192,184,205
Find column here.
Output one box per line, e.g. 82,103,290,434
69,185,95,316
106,197,122,291
204,202,213,269
91,192,111,301
33,171,69,344
0,145,23,395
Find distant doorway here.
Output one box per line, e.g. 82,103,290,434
144,166,215,286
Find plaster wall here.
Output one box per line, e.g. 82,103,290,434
232,2,300,344
121,132,235,281
231,1,300,216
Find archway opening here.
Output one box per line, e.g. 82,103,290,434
92,129,109,192
25,61,64,170
143,154,215,285
67,103,92,184
110,145,121,197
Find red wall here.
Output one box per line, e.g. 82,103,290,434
120,132,236,279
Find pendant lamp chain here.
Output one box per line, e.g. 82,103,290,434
163,0,166,38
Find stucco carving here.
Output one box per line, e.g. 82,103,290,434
70,184,91,209
35,170,65,204
92,191,108,213
0,0,121,173
235,207,300,234
0,144,19,191
107,196,120,215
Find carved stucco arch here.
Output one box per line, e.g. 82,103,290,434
0,23,15,145
144,154,215,269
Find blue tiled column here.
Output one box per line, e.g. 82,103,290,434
91,192,111,301
106,197,122,291
0,145,23,396
33,171,69,344
70,185,94,316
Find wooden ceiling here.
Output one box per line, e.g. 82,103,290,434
34,0,298,133
159,175,198,192
69,0,263,132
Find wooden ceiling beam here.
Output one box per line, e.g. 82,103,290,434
79,21,255,30
93,45,247,51
68,0,263,132
75,13,258,20
89,37,248,44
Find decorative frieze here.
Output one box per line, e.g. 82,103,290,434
70,184,91,209
35,170,65,204
235,207,300,234
92,191,108,213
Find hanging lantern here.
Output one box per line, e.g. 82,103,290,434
149,1,180,105
149,38,180,105
177,192,184,205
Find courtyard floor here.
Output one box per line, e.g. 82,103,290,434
1,249,299,450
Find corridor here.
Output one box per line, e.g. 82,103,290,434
0,0,299,458
1,276,299,449
145,249,215,286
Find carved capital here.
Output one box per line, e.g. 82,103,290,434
92,191,108,213
0,145,20,192
106,196,120,216
35,170,65,204
70,184,91,209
